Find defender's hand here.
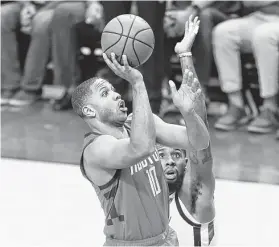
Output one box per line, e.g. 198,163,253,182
175,15,200,54
164,8,196,38
103,53,143,85
169,69,202,113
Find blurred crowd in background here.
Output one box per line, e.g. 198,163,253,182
1,1,279,139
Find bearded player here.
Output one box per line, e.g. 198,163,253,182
159,16,215,246
71,16,209,246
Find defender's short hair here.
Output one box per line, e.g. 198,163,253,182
71,77,103,118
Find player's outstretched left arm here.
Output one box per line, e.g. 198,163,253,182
154,69,210,151
177,15,215,224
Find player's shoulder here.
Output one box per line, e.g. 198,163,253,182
84,135,116,162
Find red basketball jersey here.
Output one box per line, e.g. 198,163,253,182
80,117,169,241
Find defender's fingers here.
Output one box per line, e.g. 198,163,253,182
169,80,178,98
192,78,200,92
187,71,194,87
189,14,194,23
195,88,202,100
185,21,189,34
193,16,199,25
182,69,190,85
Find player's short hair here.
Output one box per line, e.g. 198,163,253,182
71,77,102,118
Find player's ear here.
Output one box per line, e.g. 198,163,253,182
82,105,96,118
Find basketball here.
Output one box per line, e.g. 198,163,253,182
101,14,155,68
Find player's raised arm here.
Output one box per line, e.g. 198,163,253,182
176,15,215,224
89,53,156,169
154,15,209,152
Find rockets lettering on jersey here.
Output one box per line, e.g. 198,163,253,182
130,151,160,175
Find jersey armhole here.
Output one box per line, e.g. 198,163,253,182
80,136,121,190
175,192,202,227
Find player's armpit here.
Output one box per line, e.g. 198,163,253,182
194,197,215,224
180,163,215,224
87,135,154,169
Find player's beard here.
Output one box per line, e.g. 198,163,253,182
167,170,185,194
99,108,126,127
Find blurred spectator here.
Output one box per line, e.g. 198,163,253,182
164,1,241,101
50,1,104,111
1,1,59,106
101,1,166,114
213,1,279,134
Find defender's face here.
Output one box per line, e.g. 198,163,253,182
88,79,128,124
158,146,187,184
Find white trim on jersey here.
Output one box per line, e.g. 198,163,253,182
172,192,215,246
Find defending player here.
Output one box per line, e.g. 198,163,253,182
71,16,209,246
158,141,215,246
160,15,215,246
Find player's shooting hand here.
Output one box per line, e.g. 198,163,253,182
174,15,200,54
85,2,104,31
169,69,202,114
103,53,143,85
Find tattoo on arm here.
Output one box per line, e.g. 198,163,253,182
190,176,202,214
189,145,213,166
188,145,213,214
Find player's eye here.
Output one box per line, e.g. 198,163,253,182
101,90,108,97
159,153,164,158
172,153,182,159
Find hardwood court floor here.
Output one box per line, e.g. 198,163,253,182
1,158,278,246
1,100,279,184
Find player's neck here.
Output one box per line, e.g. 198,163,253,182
87,120,128,139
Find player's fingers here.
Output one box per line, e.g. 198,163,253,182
182,69,190,85
102,53,117,72
194,88,202,101
168,80,177,98
122,55,130,70
187,71,193,87
193,20,200,35
184,21,189,34
191,78,199,92
189,14,194,24
111,53,123,71
193,16,199,25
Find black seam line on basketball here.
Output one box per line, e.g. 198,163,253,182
103,18,124,54
132,27,154,66
132,37,141,66
120,15,137,64
102,30,154,49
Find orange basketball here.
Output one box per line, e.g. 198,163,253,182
101,14,155,68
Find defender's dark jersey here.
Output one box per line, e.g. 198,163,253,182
80,116,170,241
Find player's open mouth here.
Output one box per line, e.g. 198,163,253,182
118,100,128,112
165,170,177,181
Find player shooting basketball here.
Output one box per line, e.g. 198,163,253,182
71,15,209,246
159,16,216,246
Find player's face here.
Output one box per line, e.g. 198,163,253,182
89,79,128,124
158,146,187,184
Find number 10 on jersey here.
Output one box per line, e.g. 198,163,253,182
146,166,161,196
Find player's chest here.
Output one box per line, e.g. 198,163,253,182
129,150,162,176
